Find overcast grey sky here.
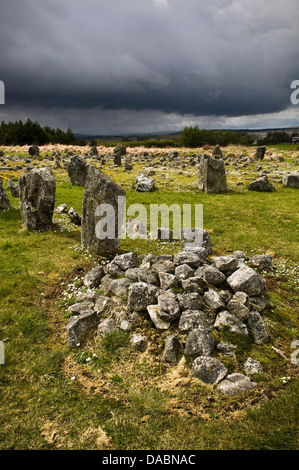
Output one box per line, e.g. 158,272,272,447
0,0,299,134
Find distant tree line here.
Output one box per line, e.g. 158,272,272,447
0,119,80,146
179,125,254,147
257,130,299,145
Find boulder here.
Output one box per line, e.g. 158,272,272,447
163,336,181,363
127,282,158,312
157,291,181,323
247,310,269,344
214,311,248,336
147,305,171,330
81,165,126,257
19,167,56,231
248,175,276,192
227,265,266,296
28,145,39,156
178,309,211,333
7,179,20,198
195,265,226,286
191,356,228,384
218,373,257,396
184,329,215,357
66,310,98,347
135,173,155,192
83,265,105,288
244,357,263,375
283,174,299,188
254,146,266,160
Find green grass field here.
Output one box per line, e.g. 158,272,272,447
0,145,298,449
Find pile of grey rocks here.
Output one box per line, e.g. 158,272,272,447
65,233,273,396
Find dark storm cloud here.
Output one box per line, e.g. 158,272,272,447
0,0,299,129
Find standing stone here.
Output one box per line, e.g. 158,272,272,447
254,146,266,160
90,145,98,157
113,144,126,166
67,155,87,186
28,145,39,156
0,177,10,210
212,144,223,159
7,179,20,198
198,155,227,193
19,167,56,231
81,165,126,257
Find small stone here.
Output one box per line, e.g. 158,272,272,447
83,265,105,288
191,356,228,384
244,357,263,375
218,373,257,396
163,336,181,363
147,305,171,330
130,333,147,352
184,330,215,357
98,317,116,337
214,311,248,336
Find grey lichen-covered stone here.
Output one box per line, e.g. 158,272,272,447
227,265,266,296
147,305,171,330
251,254,273,271
98,317,116,337
81,165,126,257
218,373,257,396
163,335,181,363
184,329,215,357
175,264,195,280
191,356,228,384
127,282,158,312
174,249,207,268
130,333,147,352
216,342,237,356
182,276,209,294
178,309,211,333
112,252,139,271
214,311,248,336
248,175,276,192
19,167,56,231
212,255,238,272
67,310,98,347
94,295,111,315
0,177,10,210
7,179,20,198
157,291,180,323
181,228,213,255
135,173,155,192
198,155,227,194
83,265,105,288
108,277,132,297
203,289,225,312
227,292,250,321
195,265,226,286
244,357,263,375
283,174,299,188
68,207,81,225
158,272,180,291
67,302,94,317
177,293,203,311
67,155,87,186
247,310,269,344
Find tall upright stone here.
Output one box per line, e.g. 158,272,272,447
254,146,266,160
81,165,126,257
19,167,56,231
0,177,10,210
67,155,87,186
113,144,126,166
198,154,227,193
212,144,223,159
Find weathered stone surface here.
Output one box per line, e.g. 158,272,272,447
67,310,98,347
184,329,215,357
212,144,223,159
7,179,19,198
130,333,147,352
68,302,94,317
157,226,173,241
191,356,228,384
127,282,158,312
177,293,203,312
94,295,111,315
174,250,207,269
175,264,195,280
19,167,56,231
56,203,68,214
216,342,237,356
98,317,116,337
247,310,269,344
83,265,105,288
108,277,132,297
214,311,248,336
158,272,180,291
68,207,81,225
203,289,225,312
178,309,211,332
0,177,10,210
218,373,257,396
67,155,87,186
113,144,126,166
227,265,266,296
251,254,273,271
227,292,250,321
254,146,266,160
248,176,276,192
147,304,171,330
195,265,226,286
157,291,180,323
198,155,227,193
283,174,299,188
112,252,139,271
212,255,238,272
163,336,181,363
81,165,126,257
244,357,263,375
135,173,155,192
182,276,209,294
28,145,39,156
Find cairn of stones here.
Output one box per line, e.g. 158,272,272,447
65,227,274,396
